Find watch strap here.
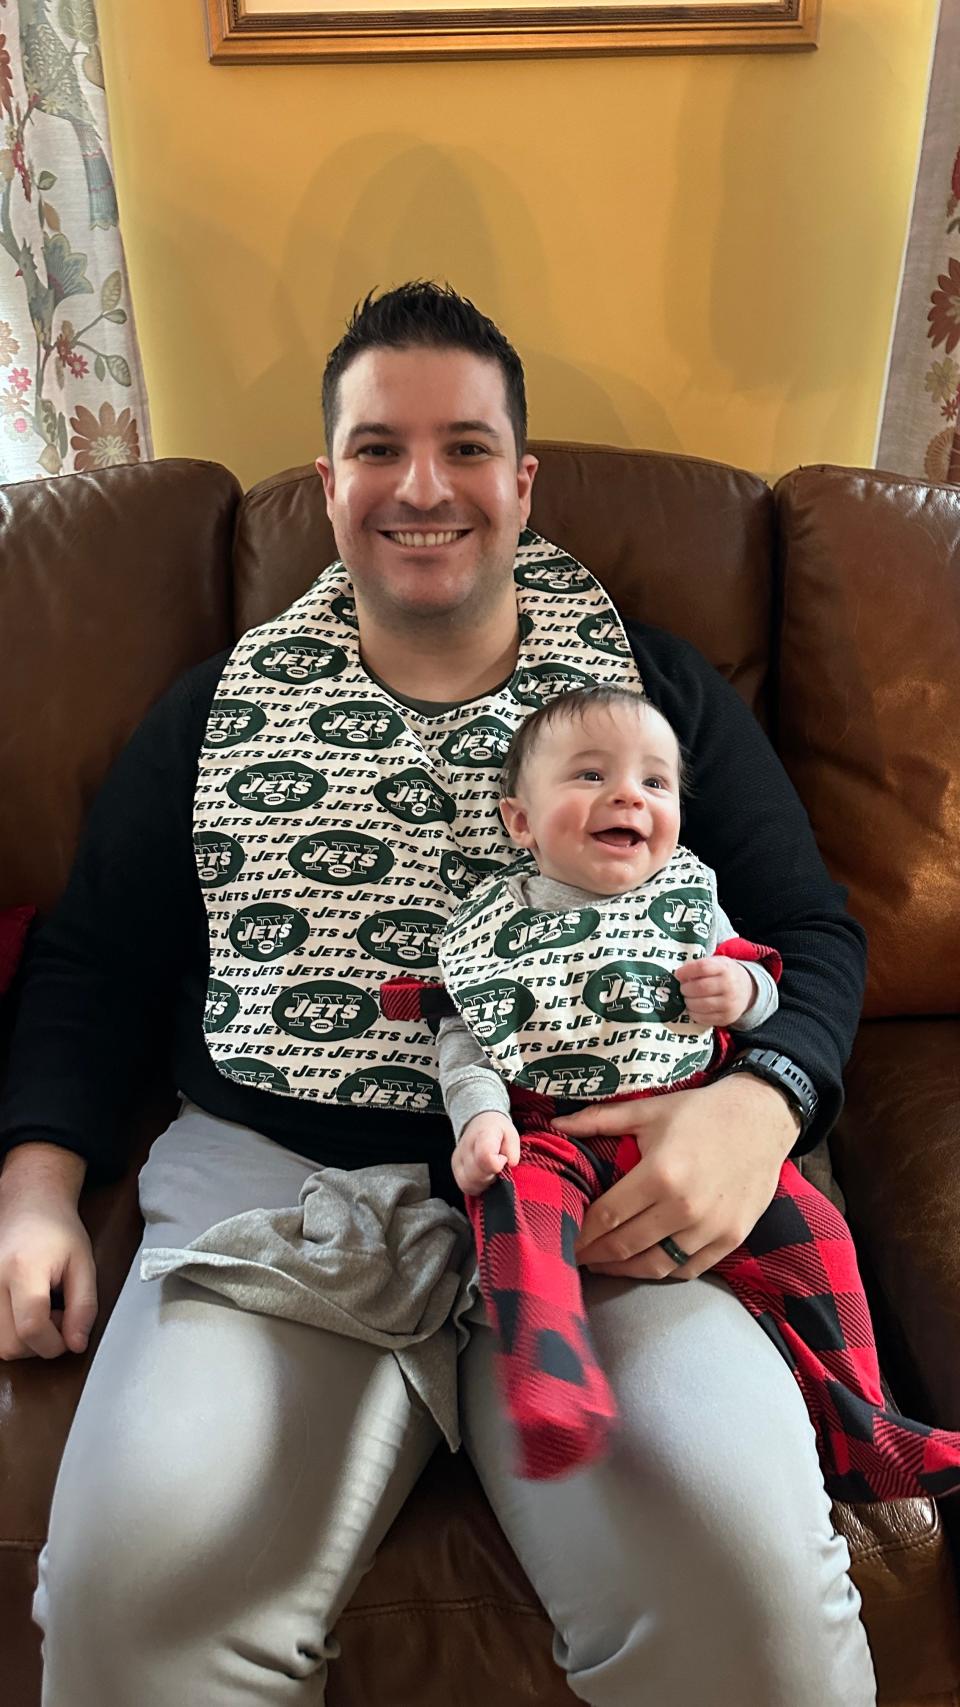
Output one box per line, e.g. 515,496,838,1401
719,1048,818,1134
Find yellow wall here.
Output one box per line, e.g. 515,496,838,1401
98,0,938,492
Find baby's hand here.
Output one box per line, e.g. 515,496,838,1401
452,1113,521,1196
676,956,756,1027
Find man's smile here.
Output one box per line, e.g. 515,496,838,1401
379,528,473,549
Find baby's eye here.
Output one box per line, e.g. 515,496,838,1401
645,776,668,790
577,769,604,782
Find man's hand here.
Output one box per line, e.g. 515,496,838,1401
0,1144,97,1361
452,1112,521,1196
553,1075,797,1281
676,956,756,1026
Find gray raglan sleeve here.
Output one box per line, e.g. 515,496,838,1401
713,903,779,1029
436,1014,512,1143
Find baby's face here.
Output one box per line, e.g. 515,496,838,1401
501,703,682,895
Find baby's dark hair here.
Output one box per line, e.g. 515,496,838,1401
499,685,688,798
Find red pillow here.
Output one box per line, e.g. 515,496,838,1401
0,905,35,996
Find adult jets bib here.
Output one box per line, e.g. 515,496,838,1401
194,529,644,1114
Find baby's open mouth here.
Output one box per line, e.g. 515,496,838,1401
592,829,643,848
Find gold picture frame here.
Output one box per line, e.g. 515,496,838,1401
205,0,821,64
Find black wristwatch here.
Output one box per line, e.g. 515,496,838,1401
718,1048,819,1137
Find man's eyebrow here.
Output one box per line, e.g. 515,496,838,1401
342,419,504,446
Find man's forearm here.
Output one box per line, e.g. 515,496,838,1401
0,1140,87,1207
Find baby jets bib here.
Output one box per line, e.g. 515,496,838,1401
438,850,717,1099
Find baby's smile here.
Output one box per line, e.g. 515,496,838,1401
591,827,645,849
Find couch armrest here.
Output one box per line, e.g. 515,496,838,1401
831,1018,960,1427
0,1091,174,1549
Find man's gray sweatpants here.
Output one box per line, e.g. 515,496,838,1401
34,1104,877,1705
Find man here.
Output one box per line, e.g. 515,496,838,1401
0,283,877,1704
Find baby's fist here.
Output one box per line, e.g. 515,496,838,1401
676,956,756,1027
452,1113,521,1196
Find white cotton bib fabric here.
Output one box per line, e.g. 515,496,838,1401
194,530,643,1114
438,851,717,1099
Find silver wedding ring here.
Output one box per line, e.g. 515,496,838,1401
660,1236,691,1267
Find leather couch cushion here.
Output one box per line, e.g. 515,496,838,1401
774,467,960,1018
0,460,239,914
831,1017,960,1431
233,444,774,719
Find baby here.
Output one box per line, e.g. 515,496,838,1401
382,686,960,1500
441,685,776,1197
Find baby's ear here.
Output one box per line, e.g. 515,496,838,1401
499,796,533,848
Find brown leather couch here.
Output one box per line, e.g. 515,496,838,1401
1,445,959,1706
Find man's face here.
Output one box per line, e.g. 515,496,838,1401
316,347,538,633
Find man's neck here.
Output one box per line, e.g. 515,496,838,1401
357,609,520,704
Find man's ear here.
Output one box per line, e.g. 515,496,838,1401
316,455,335,520
499,796,535,849
517,454,539,529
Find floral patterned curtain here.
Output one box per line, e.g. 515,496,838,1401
876,1,960,481
0,0,150,483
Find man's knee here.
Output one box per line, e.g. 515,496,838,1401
40,1437,223,1642
555,1480,875,1707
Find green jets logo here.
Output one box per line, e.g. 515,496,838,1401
514,557,594,594
583,959,686,1024
219,1058,290,1094
204,699,267,749
227,761,327,812
194,832,245,888
510,664,596,709
439,717,513,768
251,635,347,683
357,908,445,969
670,1049,710,1083
272,980,378,1042
456,979,536,1046
494,906,600,961
648,888,713,944
310,701,404,750
336,1066,441,1113
204,979,240,1032
374,768,456,824
229,903,310,962
331,593,358,629
515,1053,620,1098
289,830,394,886
576,614,630,658
439,849,508,901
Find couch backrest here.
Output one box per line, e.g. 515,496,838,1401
233,443,776,720
0,460,239,914
775,465,960,1020
6,447,955,1022
235,445,960,1021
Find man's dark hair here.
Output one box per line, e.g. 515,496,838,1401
322,281,527,462
499,686,687,798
